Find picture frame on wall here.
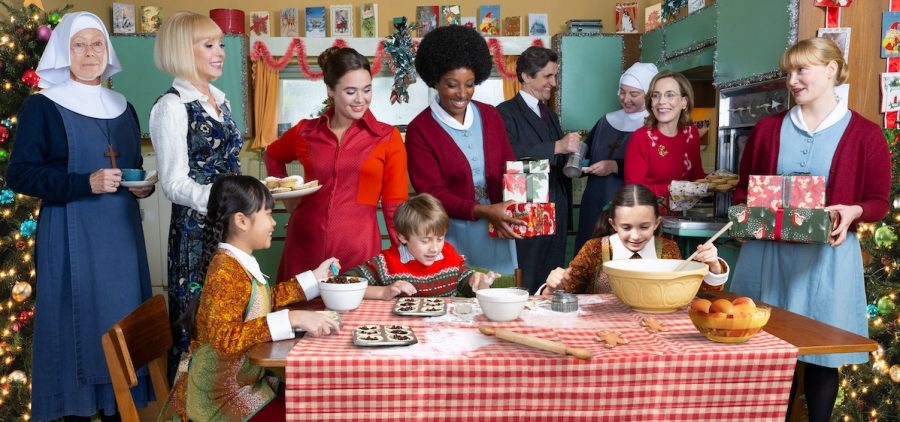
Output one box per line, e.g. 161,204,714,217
882,72,900,113
281,8,299,37
330,5,353,37
305,7,326,38
615,2,638,33
528,13,547,36
360,3,378,37
111,3,136,34
817,27,850,61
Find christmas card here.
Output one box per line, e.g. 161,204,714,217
478,5,500,36
817,27,850,61
687,0,706,13
883,12,900,58
140,6,162,33
330,5,353,37
440,5,460,26
111,3,136,34
814,0,852,6
416,6,438,37
615,2,638,33
503,16,521,36
360,3,378,37
281,8,299,37
305,7,326,38
882,72,900,113
645,3,661,31
461,16,476,29
249,11,270,36
528,13,548,36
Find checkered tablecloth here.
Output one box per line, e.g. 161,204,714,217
286,295,798,421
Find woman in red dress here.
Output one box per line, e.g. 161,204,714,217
264,47,408,281
624,70,706,200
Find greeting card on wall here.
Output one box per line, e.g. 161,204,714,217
883,12,900,58
817,27,850,60
250,11,270,36
503,16,521,36
615,2,638,33
814,0,852,6
645,3,661,31
461,16,476,29
281,8,299,37
112,3,136,34
687,0,706,13
361,3,377,37
528,13,548,36
416,6,438,37
882,73,900,113
140,6,162,33
305,7,326,38
441,5,460,26
479,5,501,36
330,5,353,37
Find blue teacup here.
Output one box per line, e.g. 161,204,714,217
121,169,145,182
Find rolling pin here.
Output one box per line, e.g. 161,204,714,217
479,325,592,360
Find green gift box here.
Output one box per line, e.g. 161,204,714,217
526,173,549,203
728,205,832,244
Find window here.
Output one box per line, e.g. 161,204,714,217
277,64,506,134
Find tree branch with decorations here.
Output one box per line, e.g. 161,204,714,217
831,128,900,421
0,1,70,419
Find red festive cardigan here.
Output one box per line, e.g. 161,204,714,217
732,111,891,230
405,100,516,221
348,243,474,297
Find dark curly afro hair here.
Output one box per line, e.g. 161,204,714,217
414,25,493,88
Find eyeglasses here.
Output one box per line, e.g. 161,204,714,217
650,91,684,102
70,40,106,55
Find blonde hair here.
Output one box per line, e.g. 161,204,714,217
393,194,449,240
644,70,694,129
154,11,223,82
780,37,849,86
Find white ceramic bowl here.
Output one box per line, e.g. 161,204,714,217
476,288,529,322
318,276,368,312
603,259,708,313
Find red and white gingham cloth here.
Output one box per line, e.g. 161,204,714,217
286,295,798,421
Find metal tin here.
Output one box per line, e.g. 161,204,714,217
393,297,447,317
551,291,579,312
353,325,418,347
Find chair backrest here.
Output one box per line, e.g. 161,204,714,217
101,294,172,422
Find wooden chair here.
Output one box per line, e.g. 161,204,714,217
101,295,172,422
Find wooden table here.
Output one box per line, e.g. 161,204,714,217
249,292,876,368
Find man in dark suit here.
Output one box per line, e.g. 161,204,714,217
497,46,583,293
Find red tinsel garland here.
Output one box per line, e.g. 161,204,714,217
253,37,545,80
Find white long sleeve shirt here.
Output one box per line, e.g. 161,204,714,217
148,78,228,214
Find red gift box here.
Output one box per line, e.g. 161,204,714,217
747,175,826,210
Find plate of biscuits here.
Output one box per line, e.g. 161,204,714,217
264,176,321,200
696,171,739,193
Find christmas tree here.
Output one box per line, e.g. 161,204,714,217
0,1,69,419
833,128,900,421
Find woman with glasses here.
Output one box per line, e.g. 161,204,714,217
623,70,707,202
7,12,152,420
148,11,243,378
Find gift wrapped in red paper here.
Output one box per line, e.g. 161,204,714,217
747,175,826,209
488,203,556,238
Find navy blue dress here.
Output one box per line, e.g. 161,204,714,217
7,94,152,419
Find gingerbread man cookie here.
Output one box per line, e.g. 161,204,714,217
640,317,668,334
595,330,629,348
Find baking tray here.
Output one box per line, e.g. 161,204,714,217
352,325,418,347
393,297,447,317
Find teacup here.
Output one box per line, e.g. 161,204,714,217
121,168,145,182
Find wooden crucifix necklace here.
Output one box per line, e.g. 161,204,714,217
98,119,118,168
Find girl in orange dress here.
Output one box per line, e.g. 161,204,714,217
539,184,727,295
162,175,340,421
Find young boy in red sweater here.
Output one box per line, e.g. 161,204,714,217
347,193,497,298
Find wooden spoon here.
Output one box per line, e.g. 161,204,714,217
478,325,592,360
673,221,733,271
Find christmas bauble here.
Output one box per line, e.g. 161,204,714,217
882,256,894,267
0,149,8,162
11,281,31,302
7,370,26,384
48,12,61,25
36,25,52,42
19,218,36,238
878,295,897,316
891,364,900,383
15,240,25,250
20,69,40,88
0,188,13,205
867,304,879,319
0,125,8,143
875,225,898,248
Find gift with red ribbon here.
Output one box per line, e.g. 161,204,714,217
729,174,831,243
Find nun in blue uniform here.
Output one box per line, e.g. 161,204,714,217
7,12,152,421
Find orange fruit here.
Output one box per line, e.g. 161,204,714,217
733,303,756,317
732,297,756,307
708,312,728,320
690,298,712,314
709,299,735,316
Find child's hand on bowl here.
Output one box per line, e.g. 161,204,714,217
313,257,340,280
469,271,498,292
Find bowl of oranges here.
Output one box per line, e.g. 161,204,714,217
688,297,771,343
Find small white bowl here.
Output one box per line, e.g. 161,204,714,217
318,276,368,312
476,288,529,322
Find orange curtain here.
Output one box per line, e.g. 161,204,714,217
502,55,520,101
250,61,280,150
